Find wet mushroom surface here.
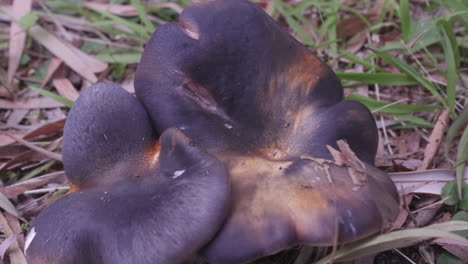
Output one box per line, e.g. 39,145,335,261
25,83,230,264
135,0,400,263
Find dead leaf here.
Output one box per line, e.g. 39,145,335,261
0,191,19,217
397,159,423,170
5,212,24,250
389,195,412,231
64,41,108,73
346,32,368,54
441,244,468,262
433,238,468,261
0,213,27,264
0,145,28,159
5,132,62,162
0,233,20,259
7,0,32,87
0,171,66,199
6,109,28,126
40,58,63,89
52,78,79,101
120,75,135,93
0,133,24,148
337,13,378,39
23,118,65,140
409,202,444,227
27,25,98,83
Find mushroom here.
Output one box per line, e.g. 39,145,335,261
25,83,230,264
134,0,400,263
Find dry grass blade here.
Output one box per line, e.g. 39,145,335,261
7,0,32,87
23,119,65,140
0,191,19,217
5,133,62,162
0,233,20,259
52,78,79,101
64,41,108,73
83,2,138,16
0,97,64,109
0,213,27,264
40,58,63,89
1,171,66,199
390,168,468,194
149,3,184,14
27,25,97,83
5,213,25,250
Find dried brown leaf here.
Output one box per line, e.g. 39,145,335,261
40,58,63,89
64,41,108,73
0,213,27,264
23,119,65,140
7,0,32,87
0,171,66,199
27,25,98,83
5,132,62,162
6,109,28,126
5,213,24,250
441,244,468,262
52,78,79,101
337,13,378,39
0,233,20,259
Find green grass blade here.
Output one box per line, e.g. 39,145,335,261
373,50,448,108
20,160,56,182
89,7,151,40
347,93,440,115
314,221,468,264
96,52,142,64
437,19,459,116
273,0,315,46
399,0,410,42
441,0,468,28
337,72,418,86
131,0,156,34
397,114,433,128
457,126,468,201
339,51,384,71
446,106,468,158
29,86,74,108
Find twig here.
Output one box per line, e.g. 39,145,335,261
418,109,450,170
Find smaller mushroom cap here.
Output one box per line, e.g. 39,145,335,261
26,84,230,264
62,82,158,188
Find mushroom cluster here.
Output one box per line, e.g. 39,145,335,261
26,0,400,263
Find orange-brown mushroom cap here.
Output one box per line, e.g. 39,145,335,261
135,0,400,263
26,84,230,264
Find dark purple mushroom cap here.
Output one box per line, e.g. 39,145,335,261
26,83,230,264
135,0,400,263
62,82,159,188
